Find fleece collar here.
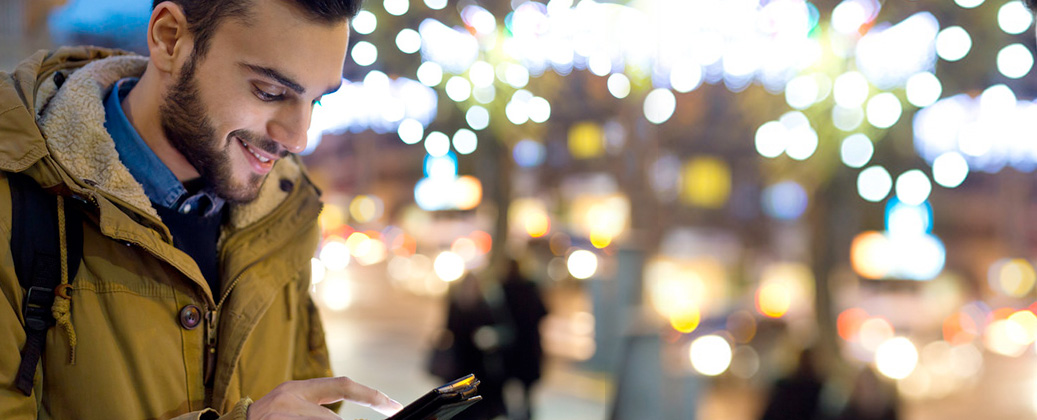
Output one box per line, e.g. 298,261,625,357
35,55,306,230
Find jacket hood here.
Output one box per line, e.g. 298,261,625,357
0,47,316,231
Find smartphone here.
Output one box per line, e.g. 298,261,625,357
385,374,482,420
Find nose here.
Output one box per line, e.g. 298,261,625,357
267,103,313,154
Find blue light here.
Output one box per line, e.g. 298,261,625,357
423,152,458,179
884,198,933,235
761,181,809,220
513,139,545,168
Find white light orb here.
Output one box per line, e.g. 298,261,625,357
433,251,466,282
644,89,677,125
567,250,598,280
671,61,703,93
466,106,490,130
875,337,919,380
424,131,450,157
932,152,969,188
310,258,327,285
834,71,870,108
397,118,424,145
588,53,612,77
452,129,478,155
319,241,351,271
352,10,377,35
895,170,932,206
755,121,787,158
528,97,551,123
321,275,353,311
396,29,422,54
351,41,377,66
445,76,472,102
384,0,409,16
832,0,867,35
858,165,893,202
786,75,820,110
833,105,865,131
785,126,819,161
417,61,444,86
840,133,874,168
999,1,1033,35
505,64,530,88
905,72,942,108
997,44,1034,79
505,99,529,125
690,335,733,377
424,0,447,10
866,92,903,129
469,61,495,88
607,73,631,99
936,26,971,62
954,0,984,8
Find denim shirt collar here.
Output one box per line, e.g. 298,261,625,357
104,78,225,217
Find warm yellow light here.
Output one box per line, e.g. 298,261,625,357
859,317,895,352
510,199,551,238
320,273,353,311
681,157,731,209
851,231,893,279
349,195,381,223
310,258,327,285
875,337,918,380
991,258,1036,297
319,237,350,271
455,176,483,210
985,319,1029,357
756,282,792,318
319,203,347,230
589,229,613,248
451,237,479,261
669,305,701,333
354,238,387,266
346,232,373,258
525,212,550,238
568,121,605,159
1006,310,1037,345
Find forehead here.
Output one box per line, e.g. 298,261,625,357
209,0,351,89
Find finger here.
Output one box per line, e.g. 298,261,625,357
297,377,403,415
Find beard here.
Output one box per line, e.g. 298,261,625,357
159,55,275,204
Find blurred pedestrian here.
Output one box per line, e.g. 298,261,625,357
434,272,509,420
759,347,825,420
835,368,899,420
500,258,549,420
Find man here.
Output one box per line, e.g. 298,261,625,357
0,1,402,419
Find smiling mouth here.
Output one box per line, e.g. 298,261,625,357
238,137,273,163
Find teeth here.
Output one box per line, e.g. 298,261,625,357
240,139,271,163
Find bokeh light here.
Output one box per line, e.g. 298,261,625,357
834,71,870,108
466,106,490,130
417,61,444,87
876,337,918,380
996,44,1034,79
607,73,631,99
840,134,874,168
998,1,1032,35
433,251,466,282
383,0,409,16
644,89,677,124
859,317,895,352
352,10,377,35
567,250,599,280
397,118,424,145
452,129,478,155
866,92,902,129
894,170,932,206
988,259,1037,298
932,152,969,188
857,166,893,202
424,131,450,157
761,181,809,220
851,231,893,279
905,72,942,108
351,41,378,66
935,26,971,62
690,335,733,376
396,29,422,54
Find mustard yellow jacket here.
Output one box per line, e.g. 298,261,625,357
0,47,331,419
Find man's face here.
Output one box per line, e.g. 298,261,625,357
160,0,350,203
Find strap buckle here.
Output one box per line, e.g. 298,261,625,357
22,286,56,331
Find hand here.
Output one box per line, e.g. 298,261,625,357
247,376,403,419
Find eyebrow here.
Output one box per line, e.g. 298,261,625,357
239,62,343,98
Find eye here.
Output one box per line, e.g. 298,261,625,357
252,82,287,102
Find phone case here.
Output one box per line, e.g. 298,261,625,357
385,374,482,420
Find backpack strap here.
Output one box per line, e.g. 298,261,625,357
8,172,83,396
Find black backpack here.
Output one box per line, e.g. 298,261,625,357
7,172,83,395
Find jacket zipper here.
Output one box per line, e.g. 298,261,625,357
201,223,315,386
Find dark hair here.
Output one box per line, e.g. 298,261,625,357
1027,0,1037,11
153,0,361,59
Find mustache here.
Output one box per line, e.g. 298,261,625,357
231,130,291,158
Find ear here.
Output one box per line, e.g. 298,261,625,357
147,1,192,75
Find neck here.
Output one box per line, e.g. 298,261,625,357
122,65,201,182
